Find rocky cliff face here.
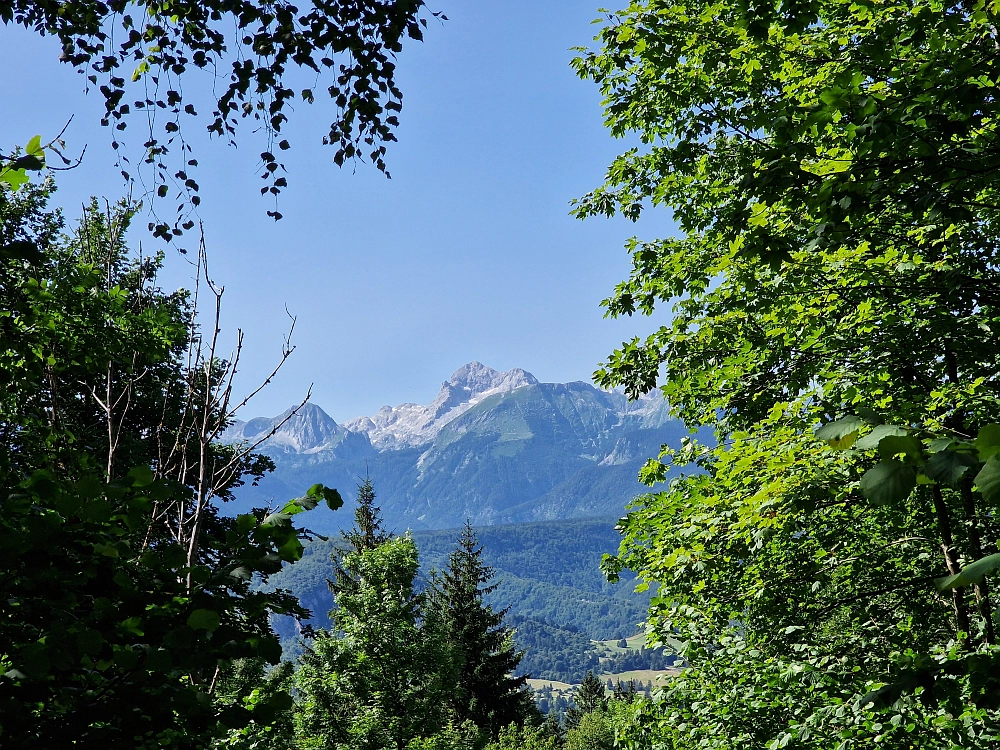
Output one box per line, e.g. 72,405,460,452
225,402,349,454
342,361,539,450
223,363,687,531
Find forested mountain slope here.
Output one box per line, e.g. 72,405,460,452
263,517,666,683
267,517,651,642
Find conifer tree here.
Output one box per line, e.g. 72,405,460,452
612,679,637,704
430,520,533,737
565,672,607,729
297,535,451,750
542,711,565,746
329,477,391,599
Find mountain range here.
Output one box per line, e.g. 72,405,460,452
224,362,689,532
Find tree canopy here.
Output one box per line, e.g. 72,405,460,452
0,183,342,746
296,534,453,750
428,521,533,738
575,0,1000,747
1,0,439,237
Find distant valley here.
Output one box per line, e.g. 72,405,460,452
264,517,682,685
225,361,689,533
230,363,692,686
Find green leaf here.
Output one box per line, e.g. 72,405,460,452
261,509,292,528
163,626,194,649
819,88,843,106
855,425,907,450
25,135,43,158
0,167,29,191
856,406,882,425
928,437,956,453
11,154,44,171
76,629,104,655
228,565,252,580
815,416,864,448
276,533,304,562
800,148,852,176
236,513,257,534
279,498,309,516
128,465,155,487
934,553,1000,591
118,617,144,636
974,455,1000,503
924,450,977,486
145,648,173,672
0,240,43,262
187,609,221,632
219,705,253,729
252,634,283,665
859,461,916,506
252,690,294,722
877,435,922,461
974,424,1000,461
114,646,140,670
308,483,344,511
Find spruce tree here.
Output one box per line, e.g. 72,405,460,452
565,671,607,729
297,536,451,750
542,711,565,745
329,477,391,599
430,520,533,737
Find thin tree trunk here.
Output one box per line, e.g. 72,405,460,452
960,479,996,645
932,485,971,637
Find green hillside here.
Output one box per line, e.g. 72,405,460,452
263,516,668,680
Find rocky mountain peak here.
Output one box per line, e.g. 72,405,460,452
342,362,539,450
228,363,550,454
447,361,538,394
225,401,342,454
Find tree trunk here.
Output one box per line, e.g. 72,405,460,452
959,479,996,645
932,485,971,637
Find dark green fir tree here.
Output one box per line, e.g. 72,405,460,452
565,671,607,729
329,477,391,599
543,711,565,745
430,520,534,737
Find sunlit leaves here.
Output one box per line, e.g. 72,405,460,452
854,425,907,450
307,482,343,511
576,0,1000,743
0,135,45,192
0,183,352,744
186,608,221,632
973,424,1000,462
815,416,864,448
935,553,1000,591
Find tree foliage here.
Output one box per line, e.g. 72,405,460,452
428,521,534,738
329,477,393,601
0,182,337,746
296,534,452,750
483,723,558,750
565,671,607,731
574,0,1000,746
1,0,440,237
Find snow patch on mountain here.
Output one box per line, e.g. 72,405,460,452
224,363,673,458
343,361,539,450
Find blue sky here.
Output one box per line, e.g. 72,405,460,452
1,1,674,422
